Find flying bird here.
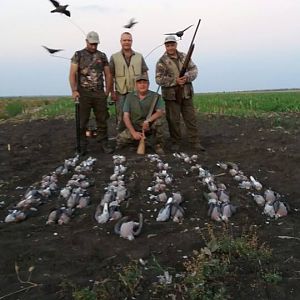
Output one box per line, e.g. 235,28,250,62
42,45,63,54
164,24,193,39
124,18,138,29
49,0,71,17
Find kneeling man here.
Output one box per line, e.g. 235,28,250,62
116,75,165,155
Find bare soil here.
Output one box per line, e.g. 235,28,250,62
0,114,299,300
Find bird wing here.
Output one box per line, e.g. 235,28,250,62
49,0,60,8
64,9,71,17
133,213,143,236
164,32,176,35
182,24,193,32
42,46,62,54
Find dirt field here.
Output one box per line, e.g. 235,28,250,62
0,114,300,299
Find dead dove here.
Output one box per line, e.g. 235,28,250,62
101,189,116,206
206,192,218,200
172,192,183,205
220,202,236,223
67,192,80,208
58,208,73,225
124,18,138,29
226,162,239,171
46,208,61,224
274,200,289,219
216,162,228,170
207,199,222,222
49,0,71,17
238,181,252,189
264,189,279,203
250,176,263,191
156,197,173,221
263,199,276,217
42,45,63,54
60,186,71,199
170,203,184,223
251,193,265,206
95,202,110,224
114,214,143,240
108,201,122,221
76,195,90,208
164,24,193,39
150,192,168,203
229,168,238,176
264,198,289,219
217,190,230,203
5,210,27,223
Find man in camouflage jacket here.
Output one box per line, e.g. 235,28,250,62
69,31,113,154
155,35,204,152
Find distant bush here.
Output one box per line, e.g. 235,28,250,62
4,101,25,118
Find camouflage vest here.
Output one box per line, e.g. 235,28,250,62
159,52,194,100
112,51,143,94
75,49,107,96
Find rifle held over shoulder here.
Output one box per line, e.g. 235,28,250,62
179,18,201,77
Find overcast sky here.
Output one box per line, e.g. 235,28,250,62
0,0,299,96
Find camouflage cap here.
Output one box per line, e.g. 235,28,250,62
86,31,100,44
135,74,149,82
164,35,177,44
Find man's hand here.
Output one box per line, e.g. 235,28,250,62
131,131,144,140
176,75,187,86
72,90,80,101
142,120,150,132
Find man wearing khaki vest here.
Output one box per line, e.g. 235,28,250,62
155,35,205,153
110,32,148,130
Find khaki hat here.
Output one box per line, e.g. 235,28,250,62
164,35,177,44
86,31,100,44
135,74,149,82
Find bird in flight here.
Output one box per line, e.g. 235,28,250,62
49,0,71,17
42,45,63,54
124,18,138,29
164,24,193,39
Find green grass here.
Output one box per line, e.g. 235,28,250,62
194,91,300,116
4,101,25,118
1,90,299,121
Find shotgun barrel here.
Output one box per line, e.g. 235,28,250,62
75,98,81,154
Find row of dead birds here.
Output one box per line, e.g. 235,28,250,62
93,155,145,241
174,153,289,222
4,155,81,223
46,156,97,225
4,156,98,224
173,153,237,223
95,153,185,240
216,161,289,219
43,1,195,57
147,154,185,223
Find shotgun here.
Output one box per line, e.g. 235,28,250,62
176,19,201,102
75,97,81,154
179,18,201,77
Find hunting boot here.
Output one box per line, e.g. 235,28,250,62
154,144,165,155
191,142,205,152
100,139,114,154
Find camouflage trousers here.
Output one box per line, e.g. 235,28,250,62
115,93,128,132
116,118,164,147
79,91,109,147
165,97,199,144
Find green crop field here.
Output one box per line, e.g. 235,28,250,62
194,90,300,116
0,90,299,121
